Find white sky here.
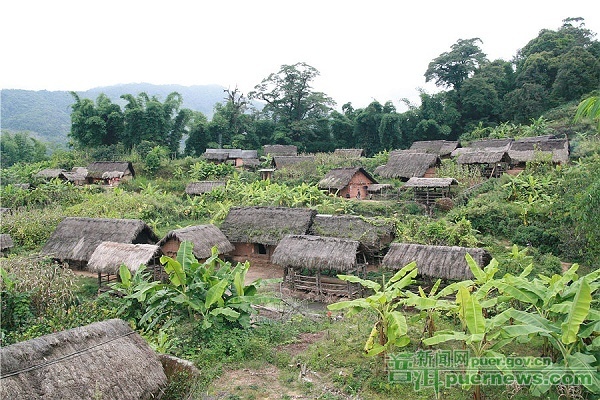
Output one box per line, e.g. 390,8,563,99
2,0,599,111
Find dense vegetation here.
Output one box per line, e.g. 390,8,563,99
1,16,599,400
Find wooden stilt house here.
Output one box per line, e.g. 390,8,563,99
402,177,458,206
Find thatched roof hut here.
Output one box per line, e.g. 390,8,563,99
333,148,365,157
456,151,510,165
0,234,14,252
381,243,491,280
317,167,377,191
35,168,65,180
272,234,360,272
203,148,230,162
220,206,316,246
87,242,161,275
0,319,167,400
185,181,226,195
86,161,135,180
273,155,316,169
40,217,159,268
203,149,258,164
263,144,298,157
374,152,440,180
308,214,395,255
403,177,458,188
409,140,459,157
60,167,88,185
508,137,569,164
157,224,234,259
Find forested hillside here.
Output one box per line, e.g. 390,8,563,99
0,83,228,145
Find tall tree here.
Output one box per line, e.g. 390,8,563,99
249,62,335,148
69,92,123,148
424,38,487,92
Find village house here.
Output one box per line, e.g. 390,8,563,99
87,242,162,286
219,206,316,267
272,234,365,299
85,161,135,186
381,243,492,281
409,140,459,158
402,177,459,206
40,217,158,270
317,167,377,200
263,144,298,157
157,224,233,261
185,181,226,196
374,151,440,181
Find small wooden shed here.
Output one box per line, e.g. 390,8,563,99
219,206,316,266
272,234,364,298
157,224,234,261
0,319,167,400
381,243,492,281
402,177,458,206
86,161,135,186
185,181,226,196
318,167,377,199
87,242,162,286
374,151,440,181
40,217,159,270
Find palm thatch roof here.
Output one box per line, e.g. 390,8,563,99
467,138,513,150
220,206,316,246
40,217,159,266
272,234,360,271
0,319,167,400
403,177,458,188
308,214,395,253
317,167,377,190
263,144,298,156
35,168,65,179
381,243,491,280
60,168,88,183
157,224,234,259
334,148,365,157
86,161,135,179
374,152,440,179
0,234,14,251
456,151,510,165
273,155,316,169
367,184,393,193
87,242,161,275
409,140,459,156
203,149,230,161
185,181,226,195
508,137,569,164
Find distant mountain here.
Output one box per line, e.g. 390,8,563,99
1,83,230,146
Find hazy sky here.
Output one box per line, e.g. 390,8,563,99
2,0,599,111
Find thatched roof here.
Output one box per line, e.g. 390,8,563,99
381,243,491,280
204,149,257,160
60,167,88,183
40,217,159,266
374,152,440,179
272,234,360,271
317,167,377,190
456,151,510,165
264,144,298,156
86,161,135,179
220,206,316,246
35,169,65,179
409,140,459,156
309,214,395,253
87,242,161,274
334,148,365,157
0,234,14,251
467,138,513,150
185,181,226,195
508,137,569,164
273,155,316,169
0,319,167,400
367,183,393,193
157,224,234,259
403,177,458,188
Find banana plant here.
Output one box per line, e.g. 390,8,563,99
327,262,418,370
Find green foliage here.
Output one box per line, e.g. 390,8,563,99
395,216,480,247
188,159,234,181
0,131,48,167
0,207,65,250
328,262,417,367
110,242,276,332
